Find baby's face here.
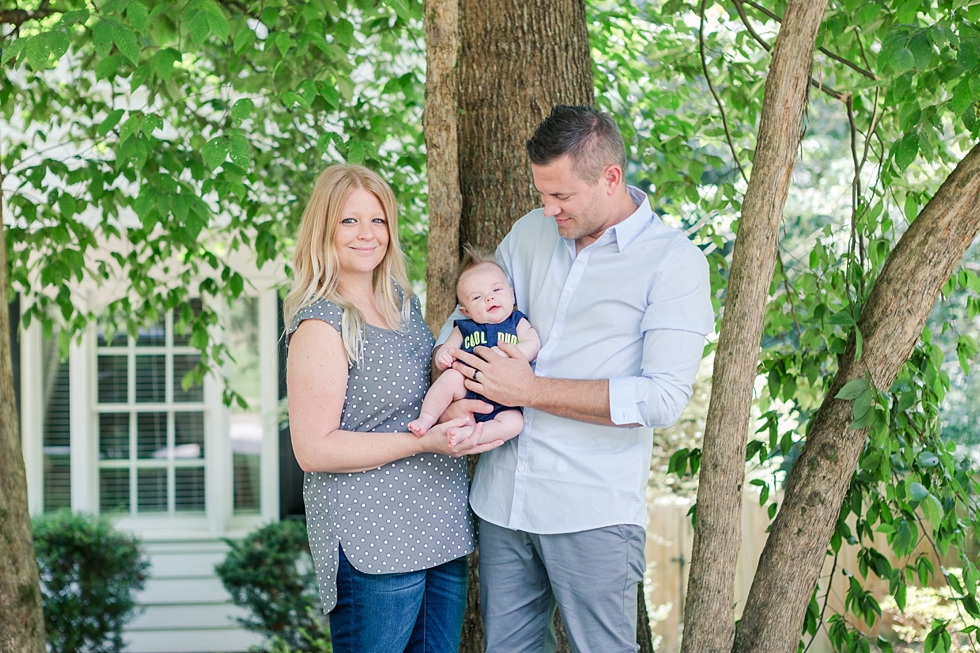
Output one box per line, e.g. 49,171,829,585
457,264,515,325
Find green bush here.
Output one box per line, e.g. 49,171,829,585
216,519,330,652
32,510,150,653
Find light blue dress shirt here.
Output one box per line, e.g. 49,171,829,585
437,186,714,533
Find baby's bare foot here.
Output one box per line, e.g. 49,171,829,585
448,424,477,447
408,420,429,437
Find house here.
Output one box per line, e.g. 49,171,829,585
13,248,306,652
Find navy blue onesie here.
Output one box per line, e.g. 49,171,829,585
455,310,528,423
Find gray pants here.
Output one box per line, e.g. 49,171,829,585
478,518,646,653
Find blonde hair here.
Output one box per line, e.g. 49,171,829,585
455,244,501,296
283,164,412,366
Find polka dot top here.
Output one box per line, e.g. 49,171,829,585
287,292,475,614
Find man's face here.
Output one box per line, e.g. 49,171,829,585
530,155,612,245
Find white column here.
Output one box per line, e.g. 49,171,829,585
70,328,97,513
259,288,280,523
206,316,231,536
20,315,44,516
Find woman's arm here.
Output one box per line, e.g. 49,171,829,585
287,320,499,473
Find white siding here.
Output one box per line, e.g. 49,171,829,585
125,539,265,653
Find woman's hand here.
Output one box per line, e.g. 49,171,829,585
419,417,503,457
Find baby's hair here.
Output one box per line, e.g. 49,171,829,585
455,244,502,291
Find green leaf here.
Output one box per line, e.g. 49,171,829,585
25,35,52,70
891,48,915,75
227,130,249,169
853,389,873,420
829,309,856,327
94,54,124,81
346,140,365,164
908,481,929,502
229,99,253,126
45,31,70,62
1,38,27,65
153,48,180,81
188,11,211,46
836,379,869,401
273,32,291,58
917,451,940,468
233,28,255,53
855,326,863,361
334,18,354,47
92,21,115,59
205,9,230,42
921,493,943,527
895,132,919,170
317,81,340,109
203,136,229,169
126,1,150,32
97,109,126,137
113,24,140,64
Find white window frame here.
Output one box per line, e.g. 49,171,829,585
21,287,281,539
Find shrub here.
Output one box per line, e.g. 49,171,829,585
32,510,150,653
216,519,330,652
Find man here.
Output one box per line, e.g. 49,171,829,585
439,105,714,652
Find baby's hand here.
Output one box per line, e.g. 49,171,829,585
437,350,455,370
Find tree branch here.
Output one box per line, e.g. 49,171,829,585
0,7,60,27
742,0,878,81
700,0,748,184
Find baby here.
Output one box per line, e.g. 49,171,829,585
409,247,540,445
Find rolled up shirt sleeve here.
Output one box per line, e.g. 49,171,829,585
609,245,714,428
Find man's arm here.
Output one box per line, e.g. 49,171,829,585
451,328,705,428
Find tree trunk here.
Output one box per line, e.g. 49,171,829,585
681,0,828,650
453,2,594,652
733,142,980,653
457,0,593,255
423,0,463,334
0,186,47,653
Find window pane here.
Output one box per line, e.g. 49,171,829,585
136,313,166,347
135,355,166,403
98,355,128,403
175,467,205,512
228,297,260,410
137,468,168,512
173,355,203,403
100,469,130,513
137,412,168,459
99,414,130,460
42,335,71,512
175,412,204,459
231,414,262,513
173,298,203,346
97,326,127,347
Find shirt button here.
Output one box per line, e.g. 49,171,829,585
551,331,559,339
565,285,572,293
518,465,526,473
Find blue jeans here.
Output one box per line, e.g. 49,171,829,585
329,545,468,653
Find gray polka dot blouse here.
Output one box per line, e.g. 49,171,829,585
287,293,475,613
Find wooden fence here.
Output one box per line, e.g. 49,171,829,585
643,492,952,652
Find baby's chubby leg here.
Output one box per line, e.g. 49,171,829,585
449,409,525,447
408,369,469,436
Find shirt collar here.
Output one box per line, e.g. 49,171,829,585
608,186,654,252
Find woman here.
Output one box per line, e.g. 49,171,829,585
285,164,500,653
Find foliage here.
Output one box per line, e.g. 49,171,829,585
215,519,328,652
878,577,980,652
1,0,426,403
31,509,150,653
588,0,980,649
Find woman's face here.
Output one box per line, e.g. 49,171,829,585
333,188,390,280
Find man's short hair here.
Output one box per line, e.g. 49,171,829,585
525,105,627,184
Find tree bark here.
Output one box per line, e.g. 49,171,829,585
453,2,594,652
681,0,828,650
423,0,463,334
734,142,980,653
0,184,47,653
457,0,593,255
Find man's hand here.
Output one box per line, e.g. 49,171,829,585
437,398,493,425
451,342,535,409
